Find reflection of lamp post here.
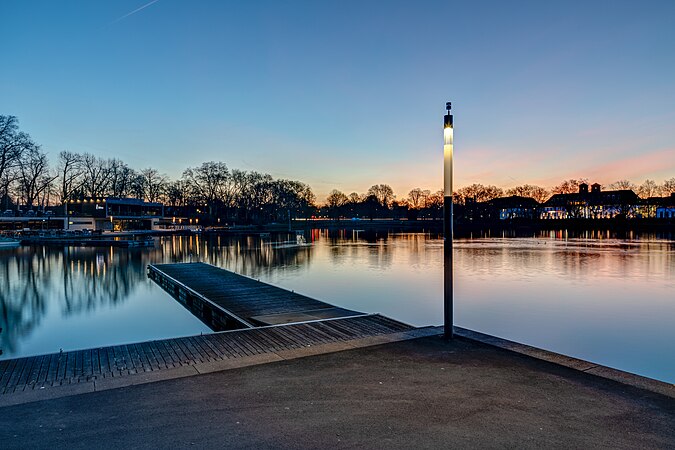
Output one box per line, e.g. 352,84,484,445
444,102,454,339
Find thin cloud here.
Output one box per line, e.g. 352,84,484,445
109,0,160,25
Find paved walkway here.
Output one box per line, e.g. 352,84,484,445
1,334,674,449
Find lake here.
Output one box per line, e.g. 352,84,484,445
1,230,673,384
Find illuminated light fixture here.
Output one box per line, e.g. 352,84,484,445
443,101,454,339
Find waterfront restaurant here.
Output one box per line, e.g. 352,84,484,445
66,197,164,231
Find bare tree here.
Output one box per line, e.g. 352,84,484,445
457,183,504,203
551,178,589,194
165,180,189,207
506,184,549,203
347,192,361,204
139,167,168,202
367,184,395,208
637,179,658,199
81,154,112,197
182,161,230,216
407,188,424,209
608,179,636,191
0,116,31,184
326,189,348,209
56,151,84,204
17,145,54,209
661,178,675,196
111,162,138,197
427,190,444,210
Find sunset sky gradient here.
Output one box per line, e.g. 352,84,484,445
1,0,674,200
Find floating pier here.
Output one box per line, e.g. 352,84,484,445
148,263,363,329
1,262,419,399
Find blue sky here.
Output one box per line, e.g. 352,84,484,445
1,0,674,200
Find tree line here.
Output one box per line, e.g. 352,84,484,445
449,178,675,205
323,177,675,220
0,115,315,223
2,115,673,223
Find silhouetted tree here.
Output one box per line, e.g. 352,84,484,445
407,188,425,209
182,161,229,216
81,153,112,197
506,184,549,203
367,184,395,208
0,116,31,185
139,167,168,202
326,189,348,220
56,151,84,205
608,179,636,191
108,159,137,198
17,145,54,208
361,194,380,220
661,178,675,196
637,179,658,199
457,183,503,203
551,178,588,194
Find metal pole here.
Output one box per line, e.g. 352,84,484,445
443,102,454,339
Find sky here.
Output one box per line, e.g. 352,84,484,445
1,0,674,201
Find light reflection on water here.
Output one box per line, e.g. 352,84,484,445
0,231,673,383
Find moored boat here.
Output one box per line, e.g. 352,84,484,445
0,236,20,249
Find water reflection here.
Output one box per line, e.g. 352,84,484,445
0,246,155,355
0,233,316,358
0,231,673,384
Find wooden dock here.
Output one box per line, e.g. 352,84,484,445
0,262,428,401
148,262,364,328
0,315,418,397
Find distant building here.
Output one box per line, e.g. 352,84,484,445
487,196,540,220
66,197,164,231
655,193,675,219
541,183,640,219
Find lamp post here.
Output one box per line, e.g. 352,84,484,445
444,102,454,339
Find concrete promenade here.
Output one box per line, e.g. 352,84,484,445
1,331,674,449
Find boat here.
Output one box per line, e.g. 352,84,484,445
0,236,20,249
270,232,312,249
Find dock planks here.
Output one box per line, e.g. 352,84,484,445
149,262,363,326
0,315,413,395
0,262,420,398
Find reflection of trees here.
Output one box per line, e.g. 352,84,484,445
156,234,314,280
0,246,156,356
0,253,46,355
57,248,151,314
317,229,396,270
0,235,317,357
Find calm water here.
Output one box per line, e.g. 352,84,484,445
1,231,674,383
